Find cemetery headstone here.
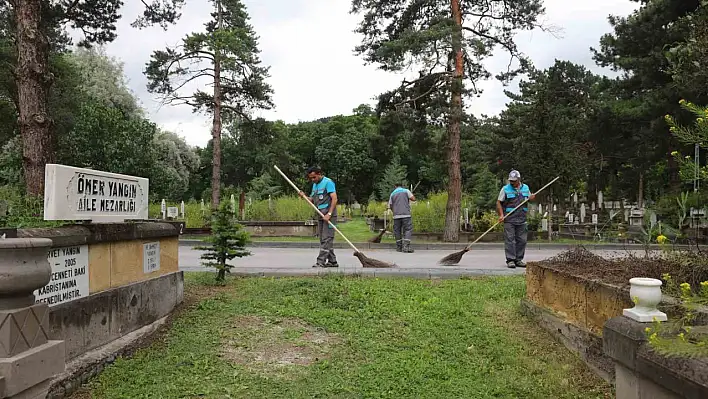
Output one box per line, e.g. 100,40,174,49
598,191,603,208
592,214,598,225
580,203,586,223
0,199,7,217
167,207,178,219
44,164,149,222
180,201,185,218
161,199,166,219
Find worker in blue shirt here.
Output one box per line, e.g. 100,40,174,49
496,170,535,268
299,166,339,268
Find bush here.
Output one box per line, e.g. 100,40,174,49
0,185,65,228
244,196,313,221
412,192,448,233
471,210,504,233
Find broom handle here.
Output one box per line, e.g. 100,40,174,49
462,176,560,251
273,165,361,253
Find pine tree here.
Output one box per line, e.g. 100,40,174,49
195,200,250,282
351,0,547,241
377,155,408,200
145,0,273,208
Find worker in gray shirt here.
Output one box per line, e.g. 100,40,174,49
496,170,536,268
388,183,416,253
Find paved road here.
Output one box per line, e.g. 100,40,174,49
179,246,637,277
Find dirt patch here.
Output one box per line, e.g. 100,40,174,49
532,246,708,290
220,316,339,377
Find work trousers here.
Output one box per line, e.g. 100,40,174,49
393,217,413,243
504,222,527,262
317,219,337,265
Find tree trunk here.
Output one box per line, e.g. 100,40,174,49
443,0,464,242
637,172,644,209
14,0,52,196
210,0,223,209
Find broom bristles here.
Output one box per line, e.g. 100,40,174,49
368,229,386,243
438,248,470,265
354,251,397,268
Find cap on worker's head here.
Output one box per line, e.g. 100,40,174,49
508,170,521,181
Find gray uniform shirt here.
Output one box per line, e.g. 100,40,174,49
388,187,414,219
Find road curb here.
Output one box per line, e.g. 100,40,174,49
178,266,525,278
178,239,698,252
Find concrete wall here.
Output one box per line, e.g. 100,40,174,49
17,223,183,360
48,272,182,360
525,263,631,335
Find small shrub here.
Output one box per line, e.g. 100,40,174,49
645,275,708,359
195,201,251,282
472,210,503,233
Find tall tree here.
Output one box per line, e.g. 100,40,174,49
145,0,273,208
3,0,184,195
351,0,546,241
592,0,704,199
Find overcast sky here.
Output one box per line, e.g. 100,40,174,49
97,0,639,147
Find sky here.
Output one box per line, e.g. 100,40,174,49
96,0,640,147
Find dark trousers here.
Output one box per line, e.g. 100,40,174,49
393,217,413,242
317,219,337,265
504,222,527,262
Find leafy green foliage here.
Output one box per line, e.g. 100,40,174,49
646,274,708,359
195,201,250,281
244,196,312,221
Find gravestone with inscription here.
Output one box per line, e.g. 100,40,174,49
34,245,90,307
44,164,149,223
143,242,160,273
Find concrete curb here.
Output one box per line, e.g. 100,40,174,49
179,266,525,278
178,239,701,252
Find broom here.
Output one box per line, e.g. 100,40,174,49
368,181,422,243
273,165,396,268
438,176,560,265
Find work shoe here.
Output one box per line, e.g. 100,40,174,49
325,262,339,268
312,263,326,268
515,260,527,268
506,261,516,269
402,242,415,253
396,241,403,252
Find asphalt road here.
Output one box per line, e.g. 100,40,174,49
179,246,637,277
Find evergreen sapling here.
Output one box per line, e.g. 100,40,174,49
195,201,250,281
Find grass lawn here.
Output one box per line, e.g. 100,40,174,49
79,274,612,399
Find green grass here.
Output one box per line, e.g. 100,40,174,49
85,274,611,399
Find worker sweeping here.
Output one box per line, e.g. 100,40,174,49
387,183,416,253
298,166,339,268
496,170,536,269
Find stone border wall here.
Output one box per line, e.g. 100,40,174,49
48,271,183,360
524,262,708,387
47,272,183,398
15,222,182,360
